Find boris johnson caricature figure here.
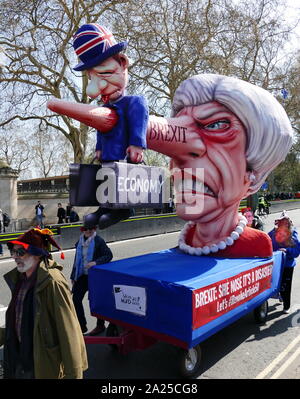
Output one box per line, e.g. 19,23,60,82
49,24,148,229
72,24,148,165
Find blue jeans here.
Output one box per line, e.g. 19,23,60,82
36,215,44,228
0,242,3,255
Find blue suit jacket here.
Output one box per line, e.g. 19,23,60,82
96,95,148,161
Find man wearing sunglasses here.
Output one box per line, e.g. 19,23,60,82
0,228,88,379
71,218,113,335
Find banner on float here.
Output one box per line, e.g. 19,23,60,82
192,261,273,329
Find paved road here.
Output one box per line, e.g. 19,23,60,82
1,206,300,379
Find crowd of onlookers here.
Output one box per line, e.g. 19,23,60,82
4,192,299,234
34,198,176,227
34,201,80,228
265,192,297,201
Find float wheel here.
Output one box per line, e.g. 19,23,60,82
177,344,202,378
254,300,268,324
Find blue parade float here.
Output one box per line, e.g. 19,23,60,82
86,249,284,377
47,23,293,377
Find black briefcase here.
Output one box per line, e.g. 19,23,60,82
69,163,102,206
69,161,168,208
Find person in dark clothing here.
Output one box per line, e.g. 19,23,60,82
57,203,66,224
268,211,300,313
252,212,264,231
35,201,45,228
66,203,72,223
69,206,80,223
71,218,113,335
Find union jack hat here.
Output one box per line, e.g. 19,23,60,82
73,23,128,71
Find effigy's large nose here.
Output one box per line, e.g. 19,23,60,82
86,77,107,99
47,98,118,133
47,98,192,155
146,115,192,158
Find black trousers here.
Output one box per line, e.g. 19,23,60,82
280,267,294,310
72,275,104,332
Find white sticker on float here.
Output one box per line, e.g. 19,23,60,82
113,285,146,316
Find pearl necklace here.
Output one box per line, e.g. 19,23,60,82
178,214,248,256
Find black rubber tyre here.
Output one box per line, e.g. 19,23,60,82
177,344,202,378
254,300,268,324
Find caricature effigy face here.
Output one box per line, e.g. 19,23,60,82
170,101,250,223
275,227,291,244
275,218,291,229
86,56,128,102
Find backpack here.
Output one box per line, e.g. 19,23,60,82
3,213,10,227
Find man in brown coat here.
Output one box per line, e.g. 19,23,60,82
0,228,88,379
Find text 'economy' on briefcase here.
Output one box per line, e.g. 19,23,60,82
69,161,169,208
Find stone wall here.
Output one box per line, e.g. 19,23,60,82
16,193,161,230
2,172,169,231
0,164,18,220
17,192,99,228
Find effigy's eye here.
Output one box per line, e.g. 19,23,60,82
204,120,230,131
97,71,114,77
